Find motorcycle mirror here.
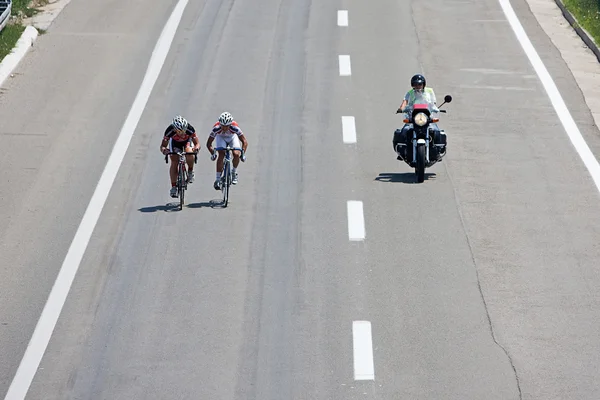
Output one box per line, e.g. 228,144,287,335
437,94,453,109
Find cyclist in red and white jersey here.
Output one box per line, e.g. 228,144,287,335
206,111,248,190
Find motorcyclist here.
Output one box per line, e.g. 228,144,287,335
393,74,441,160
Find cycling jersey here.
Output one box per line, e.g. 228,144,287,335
209,121,244,139
163,123,197,143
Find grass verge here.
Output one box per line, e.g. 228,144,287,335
0,24,25,61
563,0,600,45
0,0,47,62
12,0,43,18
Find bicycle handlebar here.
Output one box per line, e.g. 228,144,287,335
164,151,198,164
214,146,245,153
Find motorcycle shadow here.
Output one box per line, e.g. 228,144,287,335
374,172,436,184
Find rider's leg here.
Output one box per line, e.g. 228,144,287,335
230,136,242,184
232,150,241,168
231,150,241,184
215,136,226,176
169,155,178,185
184,143,195,183
185,143,195,172
216,151,225,175
213,136,227,190
168,139,179,197
169,154,178,197
212,150,226,190
231,135,242,168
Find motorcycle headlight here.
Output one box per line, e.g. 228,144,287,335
414,112,428,126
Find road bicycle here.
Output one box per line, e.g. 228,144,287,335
214,145,244,208
165,150,197,210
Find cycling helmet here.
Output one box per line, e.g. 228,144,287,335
219,111,234,126
172,115,188,131
410,74,426,88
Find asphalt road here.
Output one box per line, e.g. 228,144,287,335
2,0,600,398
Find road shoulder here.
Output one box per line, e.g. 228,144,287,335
0,0,72,87
527,0,600,131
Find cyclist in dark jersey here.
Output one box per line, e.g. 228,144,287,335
160,115,201,198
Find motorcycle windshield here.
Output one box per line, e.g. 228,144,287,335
406,91,436,113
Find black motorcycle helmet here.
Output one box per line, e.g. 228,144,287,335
411,74,426,88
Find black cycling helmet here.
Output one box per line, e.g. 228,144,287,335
411,74,426,88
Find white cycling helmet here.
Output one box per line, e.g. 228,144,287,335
172,115,188,131
219,111,234,126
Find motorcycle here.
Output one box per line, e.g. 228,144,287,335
394,94,453,183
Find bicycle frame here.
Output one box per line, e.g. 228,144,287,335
215,144,243,207
165,150,197,210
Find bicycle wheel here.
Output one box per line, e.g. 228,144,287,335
222,161,230,207
179,163,186,210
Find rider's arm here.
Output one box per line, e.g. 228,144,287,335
187,125,200,151
160,126,172,154
398,99,408,113
240,134,248,153
191,134,201,151
206,136,215,155
399,91,411,113
232,125,248,153
160,138,169,154
207,125,219,154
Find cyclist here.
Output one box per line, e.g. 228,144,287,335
206,111,248,190
160,115,201,198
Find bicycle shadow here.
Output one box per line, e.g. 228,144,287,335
138,203,181,213
138,200,224,213
374,172,436,184
186,200,223,209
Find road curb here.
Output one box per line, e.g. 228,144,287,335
0,25,39,88
552,0,600,64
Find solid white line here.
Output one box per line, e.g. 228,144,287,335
3,1,190,399
353,321,375,380
499,0,600,193
342,116,357,144
338,10,348,26
339,55,351,76
347,201,365,241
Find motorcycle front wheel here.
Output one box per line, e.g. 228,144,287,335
416,144,426,183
